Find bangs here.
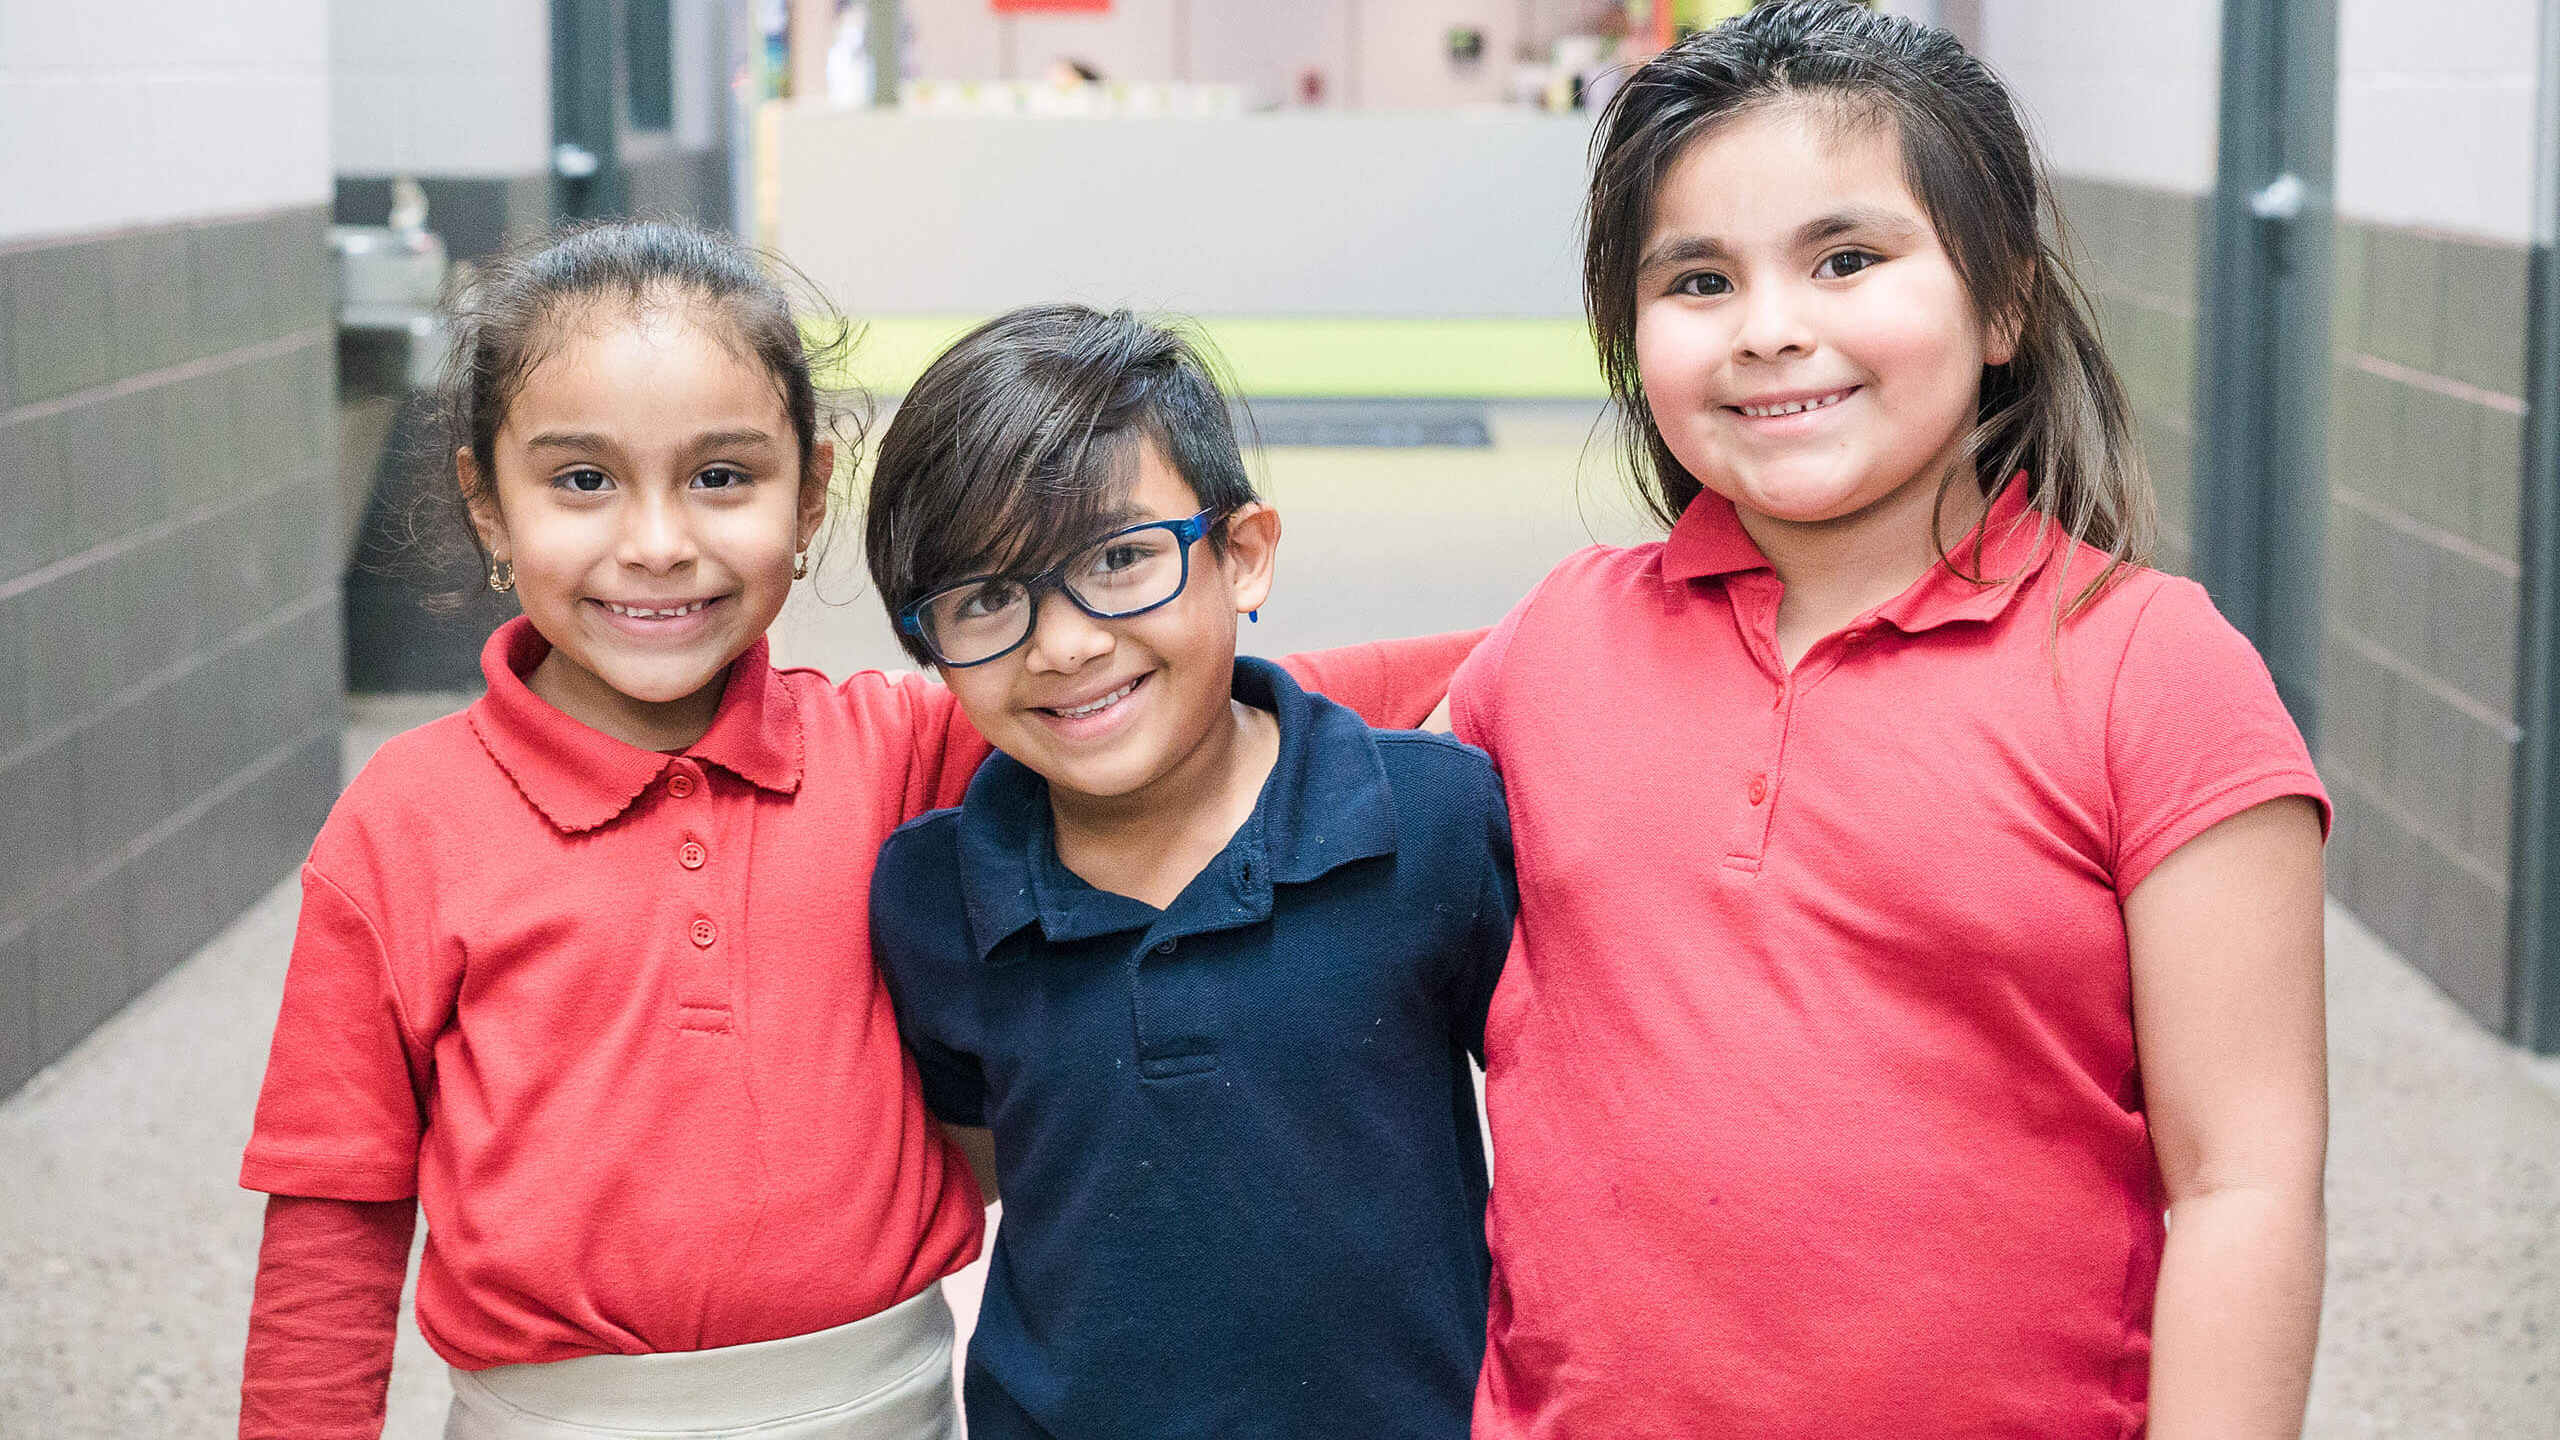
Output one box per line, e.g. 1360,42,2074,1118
898,413,1149,597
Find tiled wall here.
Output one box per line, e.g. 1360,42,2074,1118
0,208,342,1095
2319,220,2526,1026
2053,176,2204,577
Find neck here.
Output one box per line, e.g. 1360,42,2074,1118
527,651,730,753
1050,694,1280,911
1741,464,1992,670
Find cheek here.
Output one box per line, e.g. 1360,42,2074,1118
1846,276,1986,408
1632,303,1724,417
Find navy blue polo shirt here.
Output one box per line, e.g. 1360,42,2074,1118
871,656,1516,1439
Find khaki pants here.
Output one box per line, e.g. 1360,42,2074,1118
443,1286,960,1439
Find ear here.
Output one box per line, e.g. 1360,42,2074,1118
1982,288,2026,369
1220,502,1281,617
797,439,836,551
457,446,510,562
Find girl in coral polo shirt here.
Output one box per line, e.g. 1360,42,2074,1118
1451,7,2329,1437
235,222,1468,1439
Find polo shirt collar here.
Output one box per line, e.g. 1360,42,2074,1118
956,655,1399,962
1659,473,2055,635
468,616,804,834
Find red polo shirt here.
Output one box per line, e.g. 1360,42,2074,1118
1451,481,2326,1438
239,619,1479,1434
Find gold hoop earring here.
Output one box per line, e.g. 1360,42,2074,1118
488,560,515,594
792,550,811,580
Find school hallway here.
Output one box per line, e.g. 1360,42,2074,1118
0,409,2553,1437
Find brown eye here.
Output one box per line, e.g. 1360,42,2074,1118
554,468,612,494
1818,249,1881,279
693,466,749,490
1673,271,1732,297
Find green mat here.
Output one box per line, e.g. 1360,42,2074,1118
810,316,1606,400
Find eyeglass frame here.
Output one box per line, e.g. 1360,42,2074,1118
895,506,1227,668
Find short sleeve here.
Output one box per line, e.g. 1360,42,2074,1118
2105,577,2331,897
240,866,431,1202
903,1029,989,1129
1449,575,1542,759
1453,770,1519,1063
868,824,992,1128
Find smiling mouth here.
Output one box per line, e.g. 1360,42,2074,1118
1733,387,1857,418
598,598,715,619
1040,673,1146,720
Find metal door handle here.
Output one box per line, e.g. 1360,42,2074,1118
2248,172,2306,221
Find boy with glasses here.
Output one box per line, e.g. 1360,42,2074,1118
863,305,1514,1439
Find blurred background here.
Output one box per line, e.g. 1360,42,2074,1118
3,0,2557,1433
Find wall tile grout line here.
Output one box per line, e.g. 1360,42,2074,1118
2331,481,2522,580
0,579,336,785
2328,616,2523,742
2323,758,2512,894
0,201,335,259
0,326,328,434
0,718,337,958
0,452,325,607
2353,352,2527,416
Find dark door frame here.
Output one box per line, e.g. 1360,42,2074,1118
552,0,628,221
2190,0,2337,741
2507,0,2560,1053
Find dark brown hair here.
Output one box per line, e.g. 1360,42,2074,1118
864,304,1258,666
437,217,855,562
1584,0,2152,604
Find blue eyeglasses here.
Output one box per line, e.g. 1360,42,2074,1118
898,508,1222,668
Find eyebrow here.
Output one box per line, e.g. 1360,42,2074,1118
522,431,614,454
1638,205,1927,274
519,428,782,455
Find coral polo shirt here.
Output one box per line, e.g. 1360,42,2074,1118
1451,481,2326,1438
241,618,1478,1376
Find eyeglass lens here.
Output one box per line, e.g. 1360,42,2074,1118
919,524,1191,664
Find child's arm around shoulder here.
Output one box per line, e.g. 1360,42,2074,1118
2102,574,2329,1437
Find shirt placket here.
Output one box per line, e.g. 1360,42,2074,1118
661,758,739,1035
1720,575,1866,873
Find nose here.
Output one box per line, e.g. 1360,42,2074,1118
616,489,698,573
1021,589,1116,675
1732,279,1816,364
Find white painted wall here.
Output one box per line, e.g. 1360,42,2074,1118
2334,0,2538,242
0,0,330,243
772,109,1592,315
330,0,549,176
1972,0,2223,195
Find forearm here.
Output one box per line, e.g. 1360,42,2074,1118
2147,1182,2325,1437
240,1194,416,1440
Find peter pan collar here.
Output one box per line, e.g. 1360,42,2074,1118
468,616,804,834
1658,473,2057,635
955,656,1399,962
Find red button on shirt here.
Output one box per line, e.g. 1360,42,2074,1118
1452,480,2328,1439
679,840,707,870
667,772,696,798
689,917,717,948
